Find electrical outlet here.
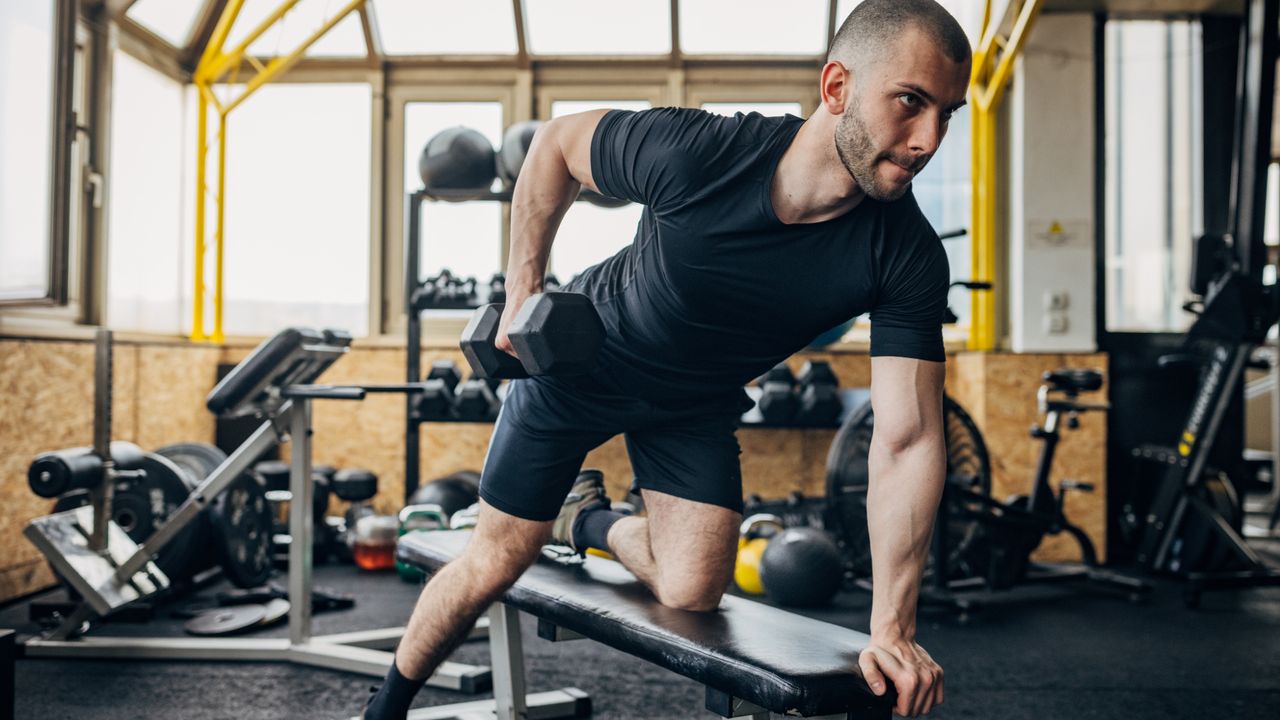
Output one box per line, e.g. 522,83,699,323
1043,290,1070,312
1045,313,1069,334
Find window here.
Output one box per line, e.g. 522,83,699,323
374,0,516,55
681,0,827,55
107,51,187,333
1104,21,1202,332
548,100,651,280
223,0,367,59
701,102,803,118
127,0,204,48
212,83,374,336
526,0,669,55
404,101,504,282
0,0,58,302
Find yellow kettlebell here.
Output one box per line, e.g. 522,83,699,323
735,513,784,594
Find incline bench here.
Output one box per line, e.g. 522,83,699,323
396,531,893,720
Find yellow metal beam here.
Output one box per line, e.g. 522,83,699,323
190,0,368,342
967,0,1043,351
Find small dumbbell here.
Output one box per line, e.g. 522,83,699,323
460,292,605,379
454,376,501,421
795,361,841,426
756,364,797,424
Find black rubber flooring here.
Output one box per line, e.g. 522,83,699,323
6,551,1280,720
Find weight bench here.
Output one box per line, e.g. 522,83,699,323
396,531,894,720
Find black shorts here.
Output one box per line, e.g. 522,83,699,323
479,376,752,522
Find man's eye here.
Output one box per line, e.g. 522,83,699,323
898,94,921,108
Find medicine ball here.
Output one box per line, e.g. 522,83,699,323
409,470,480,519
759,527,844,607
497,120,543,187
419,127,496,200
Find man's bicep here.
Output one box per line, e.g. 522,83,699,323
869,356,945,449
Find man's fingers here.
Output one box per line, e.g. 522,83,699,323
857,652,889,697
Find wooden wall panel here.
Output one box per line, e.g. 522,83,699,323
0,340,97,600
0,335,1111,602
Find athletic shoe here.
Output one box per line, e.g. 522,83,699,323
550,469,610,553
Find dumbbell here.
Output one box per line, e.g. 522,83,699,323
454,375,502,421
756,364,798,424
795,360,842,426
460,292,605,379
416,360,463,421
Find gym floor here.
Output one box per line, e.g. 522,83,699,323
7,546,1280,720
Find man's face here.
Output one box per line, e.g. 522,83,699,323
834,28,971,201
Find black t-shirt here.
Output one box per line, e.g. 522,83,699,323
564,107,949,404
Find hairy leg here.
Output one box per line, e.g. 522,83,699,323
395,501,551,679
607,489,740,611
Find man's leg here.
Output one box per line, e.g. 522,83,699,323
607,490,740,611
362,502,550,719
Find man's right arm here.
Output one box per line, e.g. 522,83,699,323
496,110,609,356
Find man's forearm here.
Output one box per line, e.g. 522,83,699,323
866,434,946,642
505,124,581,292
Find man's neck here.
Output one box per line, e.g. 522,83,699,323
770,114,866,225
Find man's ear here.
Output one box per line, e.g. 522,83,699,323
820,61,851,115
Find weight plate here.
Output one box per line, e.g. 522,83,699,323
184,604,267,636
53,452,206,582
210,470,274,589
259,597,290,627
154,442,228,485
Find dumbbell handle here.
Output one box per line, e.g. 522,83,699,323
474,302,529,379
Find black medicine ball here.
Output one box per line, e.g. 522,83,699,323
419,127,497,200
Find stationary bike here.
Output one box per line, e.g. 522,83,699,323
826,369,1150,615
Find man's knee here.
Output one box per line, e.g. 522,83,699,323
654,573,727,612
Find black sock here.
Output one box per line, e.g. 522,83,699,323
572,504,626,554
363,659,426,720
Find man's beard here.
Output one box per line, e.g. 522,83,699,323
834,98,915,202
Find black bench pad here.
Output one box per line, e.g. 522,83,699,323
398,531,890,718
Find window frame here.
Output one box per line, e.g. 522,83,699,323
382,81,517,338
0,0,76,312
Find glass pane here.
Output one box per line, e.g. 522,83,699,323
224,0,366,58
548,100,649,280
834,1,985,46
107,51,186,333
1105,21,1201,333
526,0,669,55
404,102,504,282
0,0,56,301
127,0,205,48
681,0,826,55
701,101,803,117
375,0,516,55
214,83,373,335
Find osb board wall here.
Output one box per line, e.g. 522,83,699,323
948,352,1110,563
1,335,1108,602
0,338,221,601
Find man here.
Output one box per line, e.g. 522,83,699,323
365,1,970,717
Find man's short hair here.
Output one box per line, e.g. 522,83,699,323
828,0,971,76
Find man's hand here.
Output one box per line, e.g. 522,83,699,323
859,637,943,717
494,282,537,358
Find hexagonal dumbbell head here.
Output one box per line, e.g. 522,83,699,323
507,292,605,376
460,304,526,379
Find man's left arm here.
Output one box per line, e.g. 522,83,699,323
860,354,946,717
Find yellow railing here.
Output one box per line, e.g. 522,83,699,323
967,0,1043,350
190,0,367,342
